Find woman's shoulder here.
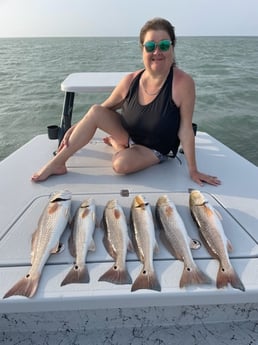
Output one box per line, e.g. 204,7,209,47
173,67,194,86
122,69,144,84
172,67,195,106
115,69,143,96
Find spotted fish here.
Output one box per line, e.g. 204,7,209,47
4,190,72,298
156,195,211,288
61,198,96,286
189,189,245,292
130,195,161,292
99,199,132,285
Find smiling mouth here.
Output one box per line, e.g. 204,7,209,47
151,57,163,62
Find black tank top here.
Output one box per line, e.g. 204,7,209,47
121,67,180,156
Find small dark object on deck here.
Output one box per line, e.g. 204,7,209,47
120,189,130,197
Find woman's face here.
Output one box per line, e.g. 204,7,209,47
142,29,174,74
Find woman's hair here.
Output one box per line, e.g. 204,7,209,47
139,18,176,46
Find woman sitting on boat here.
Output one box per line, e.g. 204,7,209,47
31,17,220,186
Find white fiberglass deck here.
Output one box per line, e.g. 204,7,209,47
1,130,258,314
0,73,258,344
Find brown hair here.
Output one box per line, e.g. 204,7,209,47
139,18,176,46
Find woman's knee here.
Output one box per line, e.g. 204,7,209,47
112,155,130,174
85,104,102,117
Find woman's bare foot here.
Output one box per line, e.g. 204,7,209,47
31,162,67,182
103,136,126,152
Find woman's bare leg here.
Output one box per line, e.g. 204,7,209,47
31,105,128,182
112,145,160,174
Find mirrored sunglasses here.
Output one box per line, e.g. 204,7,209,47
142,39,172,53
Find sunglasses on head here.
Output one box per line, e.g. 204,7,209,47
142,39,172,53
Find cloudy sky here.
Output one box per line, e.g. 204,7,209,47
0,0,257,37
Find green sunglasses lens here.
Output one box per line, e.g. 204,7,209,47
159,40,171,51
144,41,156,52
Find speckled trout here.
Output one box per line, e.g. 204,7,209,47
156,195,211,288
99,199,132,285
4,190,72,299
189,189,245,292
130,195,161,292
61,198,96,286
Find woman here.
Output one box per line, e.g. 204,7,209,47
32,17,220,186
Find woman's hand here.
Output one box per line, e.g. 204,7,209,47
57,125,76,152
190,170,221,187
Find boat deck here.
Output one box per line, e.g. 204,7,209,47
1,72,258,344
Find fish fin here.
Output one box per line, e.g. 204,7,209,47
216,264,245,292
131,267,161,292
61,263,89,286
51,242,64,254
189,238,201,250
227,239,233,252
179,264,211,288
154,241,159,254
68,229,76,257
89,239,96,252
98,264,132,285
69,212,75,229
3,273,40,299
190,210,201,229
103,235,116,260
127,239,134,252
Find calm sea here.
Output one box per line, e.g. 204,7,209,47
0,36,257,165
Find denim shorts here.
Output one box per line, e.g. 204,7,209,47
128,138,168,164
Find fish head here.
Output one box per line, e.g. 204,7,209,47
49,190,72,203
80,198,94,208
156,195,169,207
105,199,118,209
132,195,146,209
189,189,206,207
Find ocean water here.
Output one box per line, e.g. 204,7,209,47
0,36,257,165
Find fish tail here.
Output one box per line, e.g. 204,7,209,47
180,265,211,288
216,264,245,292
131,267,161,292
98,264,132,285
3,274,40,299
61,264,89,286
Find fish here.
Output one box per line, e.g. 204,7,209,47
155,195,211,288
61,198,96,286
99,199,132,285
130,195,161,292
189,189,245,292
3,190,72,299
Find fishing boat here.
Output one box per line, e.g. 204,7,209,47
1,72,258,344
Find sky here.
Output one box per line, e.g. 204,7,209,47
0,0,257,37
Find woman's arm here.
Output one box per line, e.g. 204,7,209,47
174,69,221,186
101,70,142,110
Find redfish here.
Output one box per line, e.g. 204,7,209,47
99,199,132,285
130,195,161,292
4,190,72,298
61,198,96,286
156,195,211,288
189,189,245,292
